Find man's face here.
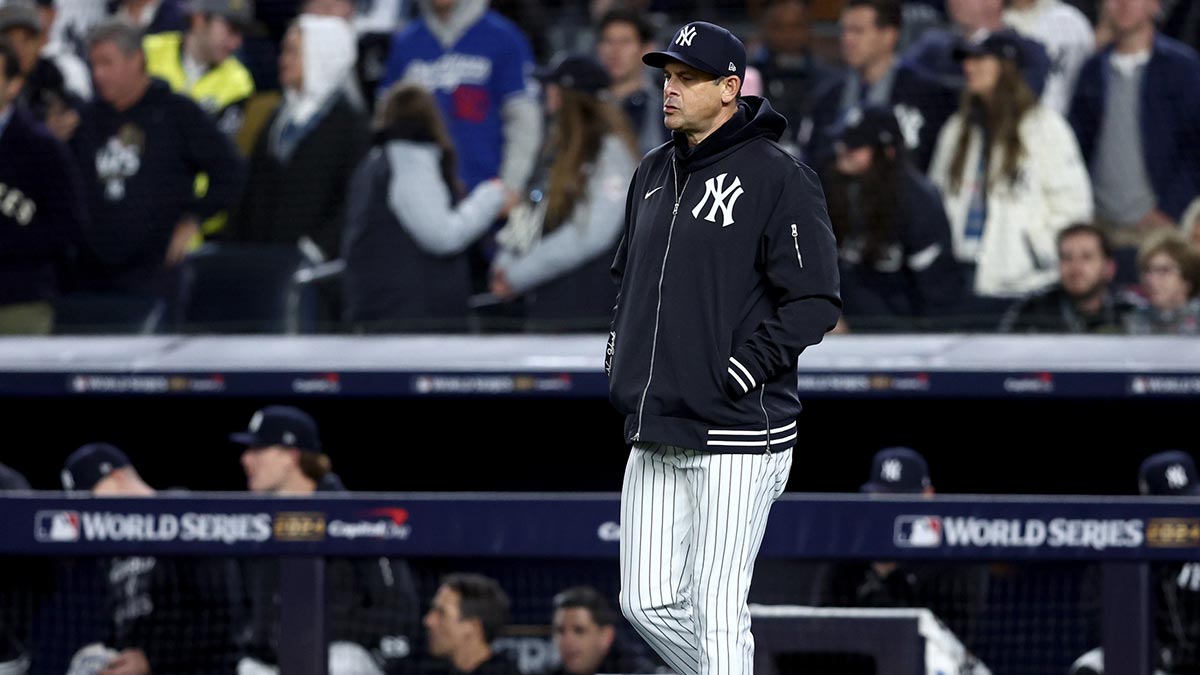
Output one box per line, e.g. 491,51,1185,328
1,27,39,74
424,585,477,659
195,15,243,66
762,0,809,57
596,21,645,84
240,445,297,493
662,61,727,135
1140,251,1192,310
1058,232,1113,300
90,40,144,106
840,7,895,71
1105,0,1159,36
553,608,613,675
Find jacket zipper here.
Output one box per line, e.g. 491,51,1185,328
634,159,689,442
791,224,804,268
758,387,772,456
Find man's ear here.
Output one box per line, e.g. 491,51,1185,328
722,75,741,104
601,624,615,651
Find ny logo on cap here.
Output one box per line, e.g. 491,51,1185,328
881,459,903,482
676,25,697,47
249,411,264,432
1167,464,1190,489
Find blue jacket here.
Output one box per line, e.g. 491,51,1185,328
1068,35,1200,221
802,61,957,171
827,161,962,325
607,97,841,454
0,107,87,305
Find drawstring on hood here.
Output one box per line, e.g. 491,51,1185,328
672,96,788,174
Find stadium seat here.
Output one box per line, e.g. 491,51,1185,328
52,292,166,335
177,243,316,334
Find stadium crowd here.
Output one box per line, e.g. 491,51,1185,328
0,0,1196,334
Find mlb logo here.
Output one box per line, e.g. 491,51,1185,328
894,515,942,548
35,510,81,542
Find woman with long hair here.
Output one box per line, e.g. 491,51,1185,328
929,30,1092,317
341,82,512,332
823,105,961,331
489,54,639,331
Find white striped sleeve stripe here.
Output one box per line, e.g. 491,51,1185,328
727,368,749,394
729,357,756,389
707,420,798,437
706,439,770,447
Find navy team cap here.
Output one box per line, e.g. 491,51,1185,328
1139,450,1200,496
62,443,131,491
230,405,321,453
643,21,746,81
861,446,931,494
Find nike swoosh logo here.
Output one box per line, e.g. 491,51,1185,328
644,186,665,200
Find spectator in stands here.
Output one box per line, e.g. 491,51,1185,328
540,586,660,675
231,405,422,674
1000,223,1138,333
230,15,368,264
749,0,837,156
488,54,638,332
928,31,1092,316
1004,0,1094,114
1070,450,1200,675
144,0,256,140
823,446,987,647
111,0,186,35
822,104,961,331
0,36,86,335
1068,0,1200,250
377,0,541,286
0,1,89,125
1123,230,1200,334
802,0,956,170
594,8,668,155
60,443,240,675
61,20,243,302
342,82,512,332
424,573,520,675
905,0,1051,96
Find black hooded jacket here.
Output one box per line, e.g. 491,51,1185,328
606,96,841,454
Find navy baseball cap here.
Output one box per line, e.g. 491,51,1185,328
861,447,931,494
62,443,131,491
230,405,321,452
1139,451,1200,496
535,53,612,94
953,30,1025,66
643,21,746,81
835,105,903,150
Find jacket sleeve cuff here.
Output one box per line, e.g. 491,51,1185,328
724,354,763,399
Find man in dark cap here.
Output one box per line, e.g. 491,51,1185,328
61,443,239,675
823,447,986,649
608,18,840,675
230,406,422,675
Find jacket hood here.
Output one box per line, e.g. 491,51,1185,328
672,95,787,173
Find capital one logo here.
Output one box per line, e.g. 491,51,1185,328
692,173,744,227
676,25,697,47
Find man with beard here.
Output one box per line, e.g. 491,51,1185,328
1000,222,1139,333
822,104,960,331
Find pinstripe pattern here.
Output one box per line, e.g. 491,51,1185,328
619,443,793,675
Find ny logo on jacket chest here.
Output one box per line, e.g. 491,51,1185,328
691,172,744,227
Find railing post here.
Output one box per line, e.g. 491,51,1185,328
280,556,327,675
1102,561,1154,675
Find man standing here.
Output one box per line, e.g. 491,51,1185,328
1000,223,1138,332
594,8,668,155
0,35,85,334
64,19,243,298
606,20,840,675
1068,0,1200,247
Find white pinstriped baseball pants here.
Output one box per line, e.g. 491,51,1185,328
619,442,794,675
